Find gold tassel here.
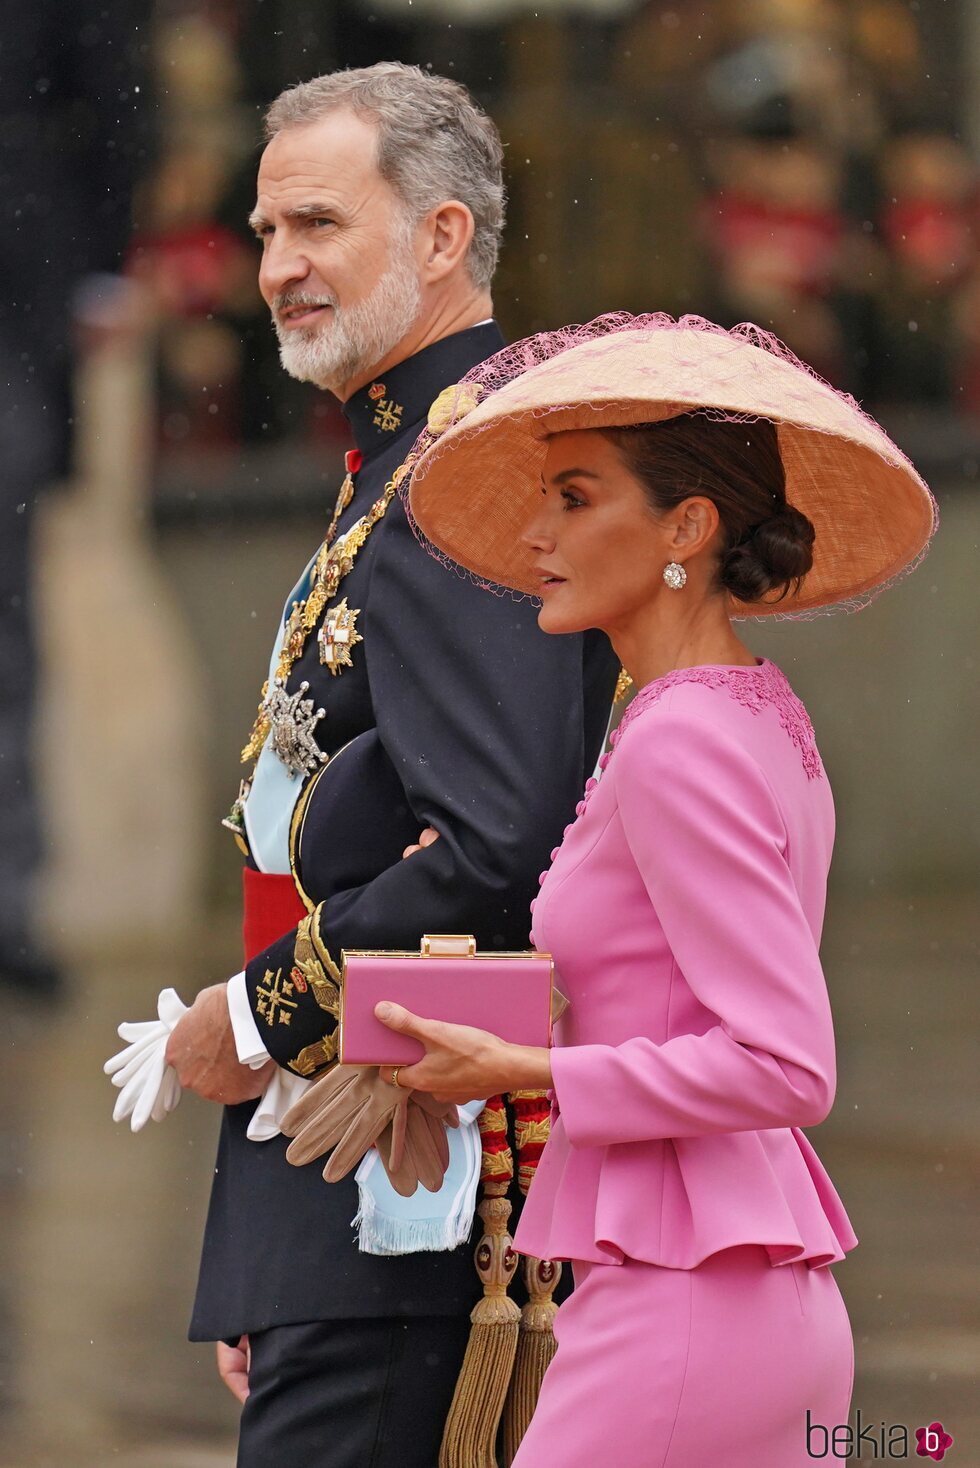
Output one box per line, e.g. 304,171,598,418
440,1195,521,1468
501,1256,562,1465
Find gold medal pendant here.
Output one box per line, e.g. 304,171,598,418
614,667,634,703
318,598,363,674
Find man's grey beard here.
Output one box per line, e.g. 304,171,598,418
273,235,424,395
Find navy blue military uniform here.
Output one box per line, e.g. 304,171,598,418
190,322,618,1465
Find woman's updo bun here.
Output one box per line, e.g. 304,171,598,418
720,502,816,603
602,412,816,603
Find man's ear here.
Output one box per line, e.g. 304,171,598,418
418,200,475,284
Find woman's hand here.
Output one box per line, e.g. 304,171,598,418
374,1002,552,1103
402,827,440,859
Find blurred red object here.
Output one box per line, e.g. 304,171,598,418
880,201,977,290
704,194,844,297
880,133,979,291
126,224,252,317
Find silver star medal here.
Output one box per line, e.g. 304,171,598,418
264,678,328,778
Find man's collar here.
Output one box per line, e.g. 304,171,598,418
342,320,505,458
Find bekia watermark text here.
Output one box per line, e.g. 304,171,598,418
805,1409,954,1459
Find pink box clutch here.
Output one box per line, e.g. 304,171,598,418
339,934,555,1066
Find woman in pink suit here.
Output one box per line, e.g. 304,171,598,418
376,316,937,1465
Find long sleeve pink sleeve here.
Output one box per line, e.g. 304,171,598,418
550,709,836,1148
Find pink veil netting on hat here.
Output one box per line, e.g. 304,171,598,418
397,311,939,619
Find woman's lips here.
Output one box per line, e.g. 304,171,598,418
537,575,566,595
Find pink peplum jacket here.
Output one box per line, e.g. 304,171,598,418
516,659,858,1272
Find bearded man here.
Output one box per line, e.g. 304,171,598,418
165,63,618,1467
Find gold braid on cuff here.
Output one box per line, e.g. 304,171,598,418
280,910,343,1077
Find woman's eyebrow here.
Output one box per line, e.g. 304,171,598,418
551,468,601,483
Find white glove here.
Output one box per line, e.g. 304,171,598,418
105,986,310,1139
104,987,187,1131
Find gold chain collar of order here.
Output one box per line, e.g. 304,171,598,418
241,455,413,763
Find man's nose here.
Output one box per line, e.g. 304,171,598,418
259,233,311,300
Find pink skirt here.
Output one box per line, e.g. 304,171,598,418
512,1245,854,1468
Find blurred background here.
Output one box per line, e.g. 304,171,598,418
0,1,977,1464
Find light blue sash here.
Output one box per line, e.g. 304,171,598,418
243,554,317,875
352,1101,485,1254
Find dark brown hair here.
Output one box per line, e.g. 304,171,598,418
602,412,815,602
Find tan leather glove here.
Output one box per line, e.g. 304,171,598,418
377,1097,454,1197
281,1064,458,1189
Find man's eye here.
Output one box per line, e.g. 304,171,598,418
308,217,334,229
560,488,586,510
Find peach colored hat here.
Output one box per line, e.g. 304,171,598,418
405,313,937,616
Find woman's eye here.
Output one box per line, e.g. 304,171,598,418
560,488,586,510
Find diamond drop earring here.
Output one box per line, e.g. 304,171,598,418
663,561,687,590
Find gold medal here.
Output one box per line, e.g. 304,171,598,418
318,598,363,673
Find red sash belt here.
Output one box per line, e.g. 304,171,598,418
242,867,308,965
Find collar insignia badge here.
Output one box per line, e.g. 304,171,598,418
369,381,403,432
318,597,362,673
263,677,328,778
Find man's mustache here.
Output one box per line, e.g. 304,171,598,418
273,291,337,318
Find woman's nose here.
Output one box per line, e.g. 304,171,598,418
521,506,557,552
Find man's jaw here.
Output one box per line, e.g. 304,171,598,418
273,293,352,392
272,245,425,396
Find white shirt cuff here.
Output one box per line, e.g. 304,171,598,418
227,972,272,1068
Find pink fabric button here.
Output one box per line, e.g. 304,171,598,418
585,777,598,792
599,752,611,769
564,823,574,836
575,802,587,816
538,871,548,885
550,847,561,861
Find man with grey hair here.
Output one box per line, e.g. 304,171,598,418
165,61,617,1466
256,60,504,398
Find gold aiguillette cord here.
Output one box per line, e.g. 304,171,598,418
240,458,413,763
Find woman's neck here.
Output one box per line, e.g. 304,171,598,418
609,593,757,690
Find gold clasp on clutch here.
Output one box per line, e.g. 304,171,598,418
420,934,477,958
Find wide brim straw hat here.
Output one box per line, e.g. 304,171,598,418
405,313,937,616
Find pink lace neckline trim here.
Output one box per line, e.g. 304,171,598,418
610,659,824,780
